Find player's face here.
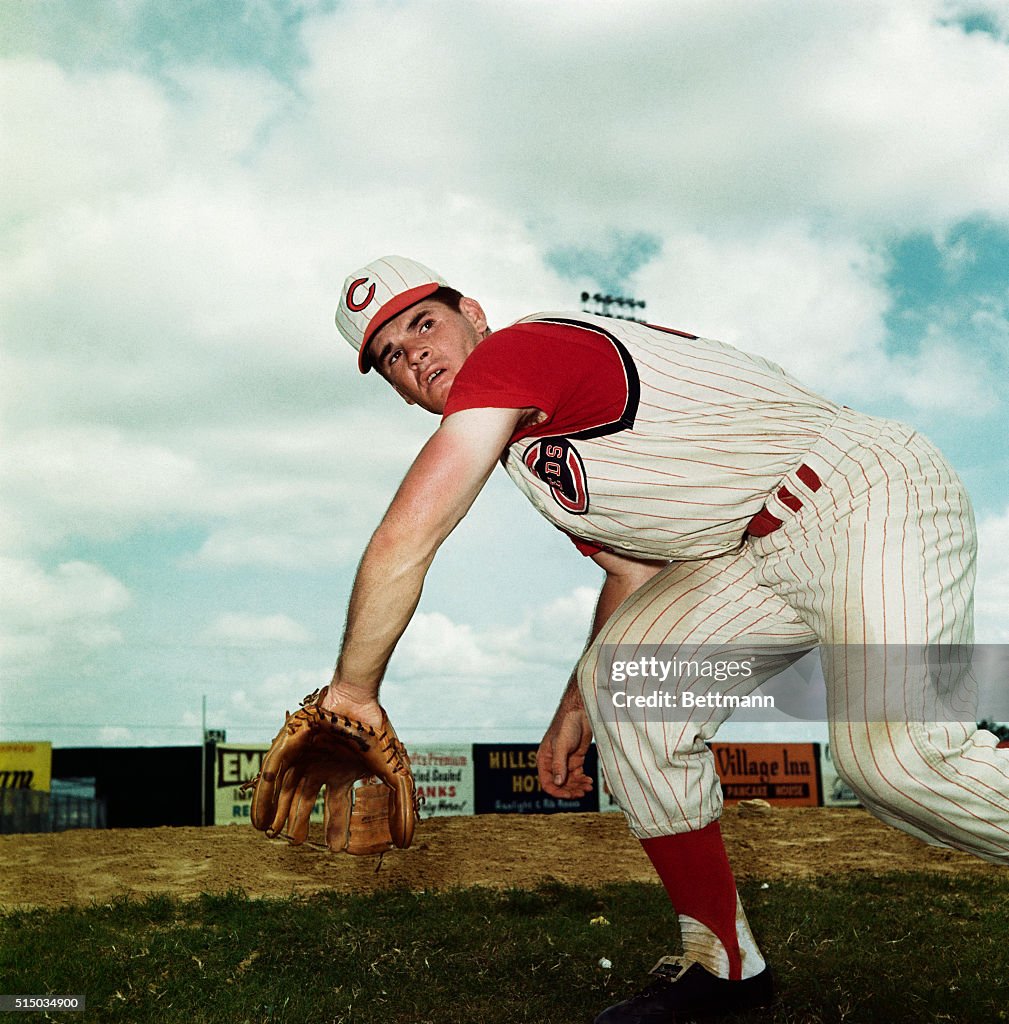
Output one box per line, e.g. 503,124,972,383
369,297,489,414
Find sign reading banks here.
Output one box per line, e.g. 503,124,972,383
410,745,474,817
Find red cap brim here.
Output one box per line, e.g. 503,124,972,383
359,282,441,373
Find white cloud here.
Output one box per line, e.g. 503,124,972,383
1,429,203,547
634,224,891,395
281,1,1009,232
395,611,520,680
394,587,597,682
0,413,429,560
634,224,1005,415
0,59,172,223
888,330,999,415
200,612,314,647
514,587,599,665
0,55,293,225
377,587,599,742
0,558,131,666
0,558,130,628
188,527,353,570
220,668,331,733
6,4,1007,567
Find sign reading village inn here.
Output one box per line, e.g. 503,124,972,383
709,743,822,806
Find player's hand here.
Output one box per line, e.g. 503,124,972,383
319,679,385,731
538,705,594,799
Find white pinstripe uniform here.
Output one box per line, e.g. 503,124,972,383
500,312,1009,864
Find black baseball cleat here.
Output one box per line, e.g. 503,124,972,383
592,956,775,1023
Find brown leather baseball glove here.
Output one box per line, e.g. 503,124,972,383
243,687,418,855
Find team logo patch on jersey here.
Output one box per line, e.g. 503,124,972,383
523,437,590,515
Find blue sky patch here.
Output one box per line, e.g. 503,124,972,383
948,11,1004,39
0,0,337,80
884,217,1009,357
546,231,662,294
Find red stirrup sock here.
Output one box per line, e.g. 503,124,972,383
641,821,765,981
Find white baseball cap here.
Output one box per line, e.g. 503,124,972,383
335,255,450,373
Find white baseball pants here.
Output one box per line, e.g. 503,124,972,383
579,409,1009,863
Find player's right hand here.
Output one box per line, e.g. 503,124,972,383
538,706,594,799
319,679,385,732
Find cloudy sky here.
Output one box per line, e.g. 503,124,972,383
2,0,1008,751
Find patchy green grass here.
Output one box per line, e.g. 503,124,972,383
1,874,1006,1023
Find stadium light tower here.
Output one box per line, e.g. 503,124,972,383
580,291,648,324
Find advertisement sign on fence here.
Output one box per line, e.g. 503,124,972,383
709,742,822,806
212,739,846,825
0,742,52,792
410,745,474,817
473,743,599,814
214,743,325,827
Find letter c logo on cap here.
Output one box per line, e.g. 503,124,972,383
346,278,376,312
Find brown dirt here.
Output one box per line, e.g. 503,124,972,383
0,806,999,912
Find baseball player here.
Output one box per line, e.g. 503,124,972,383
324,255,1009,1022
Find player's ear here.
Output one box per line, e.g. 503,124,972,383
459,296,489,335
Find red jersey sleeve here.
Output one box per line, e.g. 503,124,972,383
442,319,629,442
564,530,604,557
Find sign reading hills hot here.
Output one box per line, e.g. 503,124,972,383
472,743,600,814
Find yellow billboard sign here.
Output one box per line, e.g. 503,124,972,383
0,742,53,792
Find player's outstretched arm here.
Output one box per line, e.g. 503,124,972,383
539,549,668,798
325,406,531,721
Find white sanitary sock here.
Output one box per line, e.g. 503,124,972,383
678,892,767,980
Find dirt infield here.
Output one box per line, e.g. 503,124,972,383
0,805,999,911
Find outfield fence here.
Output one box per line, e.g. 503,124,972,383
0,788,107,834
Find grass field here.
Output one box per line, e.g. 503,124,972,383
2,873,1007,1023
